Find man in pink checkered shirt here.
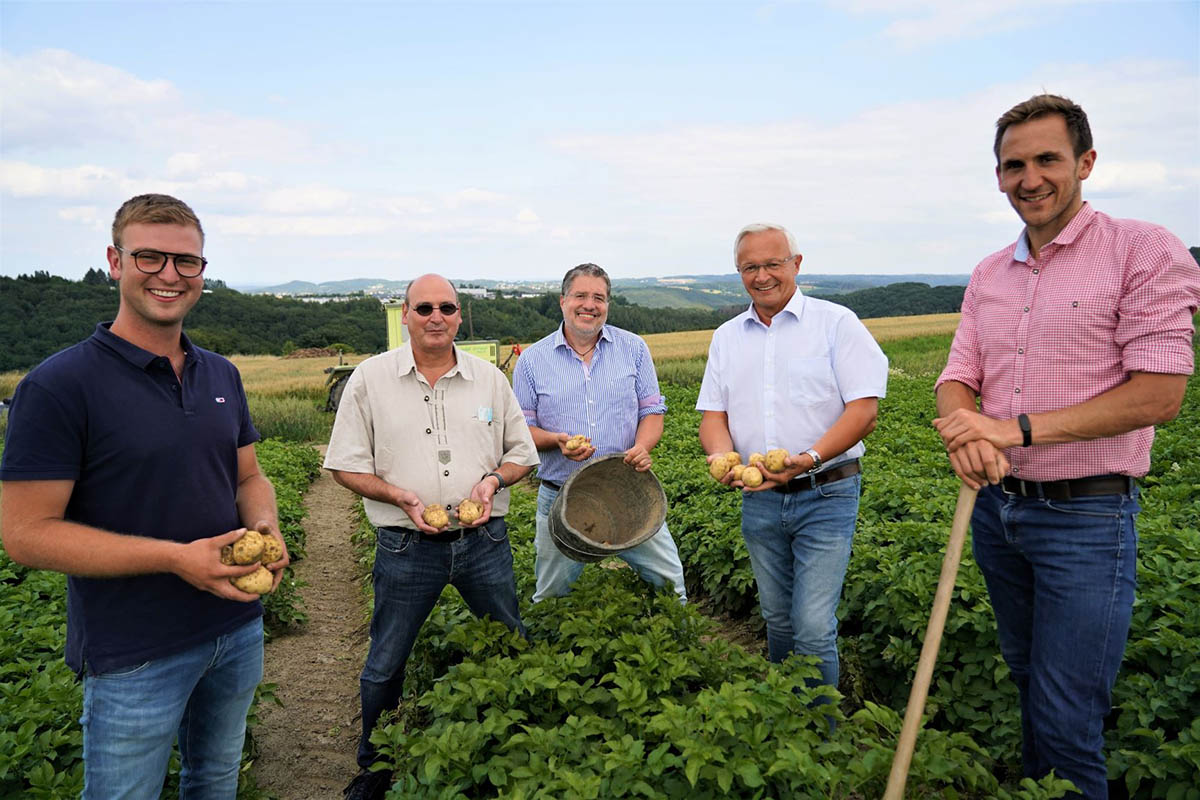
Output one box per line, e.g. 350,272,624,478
933,94,1199,798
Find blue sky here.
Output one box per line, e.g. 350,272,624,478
2,1,1197,287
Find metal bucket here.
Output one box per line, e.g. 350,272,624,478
547,454,667,563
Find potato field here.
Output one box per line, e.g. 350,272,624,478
1,326,1197,799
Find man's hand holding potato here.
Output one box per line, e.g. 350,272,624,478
557,432,595,462
175,528,270,602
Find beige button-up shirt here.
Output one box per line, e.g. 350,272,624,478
323,344,538,529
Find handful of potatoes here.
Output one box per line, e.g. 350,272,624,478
422,505,451,530
564,434,592,452
220,526,283,595
457,498,484,524
707,451,763,488
708,449,795,488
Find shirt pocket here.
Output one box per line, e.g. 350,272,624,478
788,355,837,404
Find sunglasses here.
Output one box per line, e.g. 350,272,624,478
411,302,460,317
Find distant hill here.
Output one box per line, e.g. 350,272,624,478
238,273,971,309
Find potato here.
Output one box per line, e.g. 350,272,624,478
722,451,741,467
741,466,764,488
422,505,450,529
765,449,789,473
730,464,746,481
709,458,731,481
220,545,235,566
457,499,484,524
747,452,766,467
259,535,284,565
229,529,265,565
231,565,274,595
565,434,592,452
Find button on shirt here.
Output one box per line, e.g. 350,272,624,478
323,344,538,528
513,324,666,485
696,291,888,462
936,203,1199,481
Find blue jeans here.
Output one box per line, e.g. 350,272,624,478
358,517,524,767
740,473,860,686
81,616,263,799
972,484,1139,799
532,482,687,603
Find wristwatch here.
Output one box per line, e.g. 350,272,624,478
484,471,507,490
1017,414,1032,448
803,448,823,474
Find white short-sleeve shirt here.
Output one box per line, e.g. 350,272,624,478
696,290,888,464
324,344,538,528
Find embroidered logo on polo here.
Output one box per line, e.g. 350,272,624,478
215,397,226,403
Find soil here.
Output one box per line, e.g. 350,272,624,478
252,458,367,799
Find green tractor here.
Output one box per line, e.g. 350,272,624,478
324,301,500,412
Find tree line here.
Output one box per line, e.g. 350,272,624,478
0,270,966,372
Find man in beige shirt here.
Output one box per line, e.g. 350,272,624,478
324,274,537,800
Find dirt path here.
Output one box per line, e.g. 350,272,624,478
253,461,366,799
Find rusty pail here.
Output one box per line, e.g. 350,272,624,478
547,454,667,563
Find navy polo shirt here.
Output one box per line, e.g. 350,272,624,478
1,323,263,675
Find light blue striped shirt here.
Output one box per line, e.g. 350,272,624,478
513,324,667,484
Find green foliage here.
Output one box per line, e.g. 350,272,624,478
813,282,964,319
0,437,321,798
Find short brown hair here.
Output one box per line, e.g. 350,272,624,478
994,94,1093,163
111,194,204,248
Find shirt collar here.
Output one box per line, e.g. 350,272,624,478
1013,201,1095,261
552,323,612,351
91,322,202,370
740,288,805,330
393,343,473,381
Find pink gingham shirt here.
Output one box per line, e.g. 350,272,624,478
937,203,1199,481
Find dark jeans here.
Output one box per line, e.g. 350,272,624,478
972,484,1140,799
357,517,524,767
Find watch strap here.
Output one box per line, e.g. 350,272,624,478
803,448,823,474
1017,414,1032,448
484,471,507,490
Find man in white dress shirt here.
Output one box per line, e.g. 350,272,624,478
697,223,888,690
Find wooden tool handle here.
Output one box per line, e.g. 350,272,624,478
883,483,979,800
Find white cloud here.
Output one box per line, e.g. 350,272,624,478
0,161,119,197
516,208,540,223
208,214,396,237
840,0,1079,48
445,187,507,208
262,185,353,214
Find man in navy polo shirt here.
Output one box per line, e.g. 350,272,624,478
0,193,286,799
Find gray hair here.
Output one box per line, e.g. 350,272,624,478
733,223,799,264
561,263,611,298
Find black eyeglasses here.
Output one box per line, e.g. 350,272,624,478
115,247,207,278
411,302,460,317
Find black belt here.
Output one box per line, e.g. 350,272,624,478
774,460,861,493
380,525,477,543
1001,474,1134,500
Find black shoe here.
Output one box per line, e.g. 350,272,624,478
343,768,392,800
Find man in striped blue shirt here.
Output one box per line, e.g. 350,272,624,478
513,264,687,602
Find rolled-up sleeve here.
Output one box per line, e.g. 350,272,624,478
1116,229,1199,376
935,278,984,394
634,340,666,418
